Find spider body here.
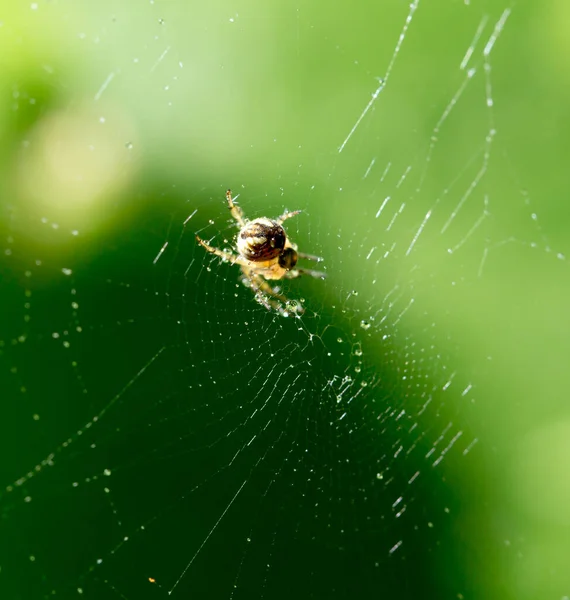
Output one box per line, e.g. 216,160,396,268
237,218,287,264
196,190,325,315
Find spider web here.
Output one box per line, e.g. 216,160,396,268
1,2,569,599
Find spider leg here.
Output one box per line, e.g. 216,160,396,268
248,273,284,311
276,209,301,225
245,270,304,315
226,189,247,228
284,267,326,280
297,252,324,263
196,235,253,269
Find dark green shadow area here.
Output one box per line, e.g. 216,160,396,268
1,2,569,600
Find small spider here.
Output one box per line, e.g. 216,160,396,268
196,189,326,315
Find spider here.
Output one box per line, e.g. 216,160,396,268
196,189,326,315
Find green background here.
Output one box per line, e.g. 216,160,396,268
1,1,569,599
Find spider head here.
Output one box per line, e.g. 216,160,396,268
237,218,286,262
278,247,298,270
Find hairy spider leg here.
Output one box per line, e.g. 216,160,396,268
243,269,305,315
225,189,246,228
195,235,253,270
297,252,324,263
245,271,286,306
285,267,327,280
276,209,302,225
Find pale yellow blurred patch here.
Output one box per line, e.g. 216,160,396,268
545,0,570,81
15,104,138,230
508,419,570,597
513,419,570,526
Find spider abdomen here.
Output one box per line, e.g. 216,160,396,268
237,218,286,262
